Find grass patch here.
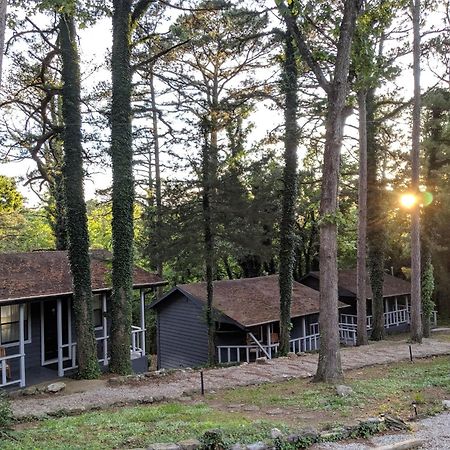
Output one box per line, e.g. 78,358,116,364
2,403,288,450
2,356,449,449
211,357,450,417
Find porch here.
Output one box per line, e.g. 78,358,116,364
0,289,148,389
338,298,438,345
216,320,354,364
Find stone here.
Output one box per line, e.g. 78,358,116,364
336,384,353,397
287,352,297,359
266,408,283,416
442,400,450,410
22,386,40,396
140,396,154,404
231,445,245,450
46,382,66,393
246,442,267,450
146,444,180,450
256,357,268,365
270,428,283,439
178,439,201,450
243,405,260,412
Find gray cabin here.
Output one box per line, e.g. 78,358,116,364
151,275,349,369
301,270,437,336
0,250,165,389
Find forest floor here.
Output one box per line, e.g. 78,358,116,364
10,329,450,420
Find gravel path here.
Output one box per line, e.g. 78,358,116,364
314,412,450,449
11,337,450,420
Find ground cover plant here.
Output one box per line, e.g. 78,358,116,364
2,356,449,449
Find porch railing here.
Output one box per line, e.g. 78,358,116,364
0,352,25,387
59,326,145,375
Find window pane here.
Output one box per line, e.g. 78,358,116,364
92,295,102,310
1,323,19,344
93,310,102,328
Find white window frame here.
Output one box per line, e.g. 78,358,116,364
0,303,32,348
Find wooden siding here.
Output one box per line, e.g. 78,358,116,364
156,292,209,369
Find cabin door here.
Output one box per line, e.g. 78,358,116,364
41,300,69,364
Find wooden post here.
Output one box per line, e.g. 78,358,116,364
267,323,272,358
19,304,26,387
57,299,64,377
140,289,146,356
102,293,108,365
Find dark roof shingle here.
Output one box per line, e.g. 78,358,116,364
174,275,344,328
0,250,164,303
306,270,411,299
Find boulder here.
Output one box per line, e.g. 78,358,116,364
178,439,201,450
256,357,268,365
246,442,267,450
147,444,180,450
336,384,353,397
266,408,283,416
442,400,450,410
46,382,66,393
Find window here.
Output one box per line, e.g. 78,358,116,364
0,304,29,345
93,295,103,328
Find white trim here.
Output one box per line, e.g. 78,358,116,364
0,303,32,348
102,293,108,365
57,299,63,377
19,304,25,387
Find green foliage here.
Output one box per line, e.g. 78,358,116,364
200,429,226,450
0,176,23,213
0,392,12,431
421,258,435,318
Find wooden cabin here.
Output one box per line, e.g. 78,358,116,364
0,250,165,388
151,275,349,369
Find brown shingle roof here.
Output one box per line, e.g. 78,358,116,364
176,275,345,328
307,270,411,299
0,250,165,303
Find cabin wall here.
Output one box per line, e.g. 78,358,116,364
156,292,209,369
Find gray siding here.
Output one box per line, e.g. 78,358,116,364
156,292,209,369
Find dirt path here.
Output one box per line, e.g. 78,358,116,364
11,337,450,420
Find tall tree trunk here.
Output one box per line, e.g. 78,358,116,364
314,1,359,383
201,120,216,365
280,0,360,381
0,0,6,87
279,30,298,356
356,90,368,346
59,13,99,379
110,0,134,375
150,66,163,298
367,88,385,341
410,0,423,343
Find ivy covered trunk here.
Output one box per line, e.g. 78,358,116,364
279,31,298,356
109,0,134,375
59,13,99,379
366,89,385,341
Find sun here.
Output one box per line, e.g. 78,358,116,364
400,193,417,209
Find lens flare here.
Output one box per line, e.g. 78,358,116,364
400,193,417,209
423,192,433,206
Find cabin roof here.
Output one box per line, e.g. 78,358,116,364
305,270,411,299
152,274,346,328
0,249,165,304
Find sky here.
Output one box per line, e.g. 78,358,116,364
0,3,447,207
